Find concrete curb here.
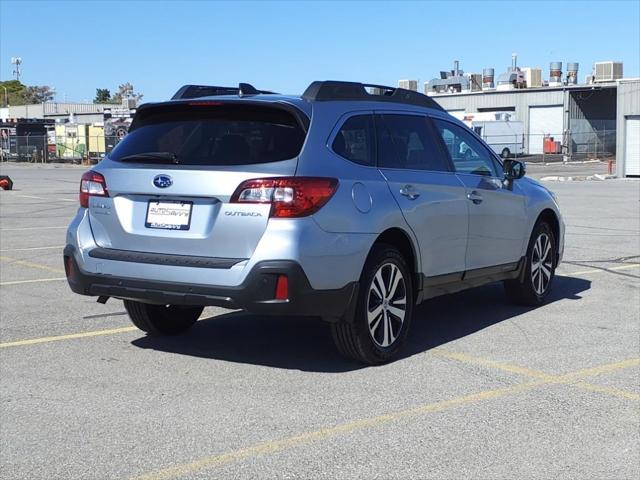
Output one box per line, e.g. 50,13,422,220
540,174,617,182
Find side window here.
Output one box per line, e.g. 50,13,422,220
432,119,499,177
376,114,450,172
332,115,375,166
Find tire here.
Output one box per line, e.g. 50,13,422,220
331,245,414,365
124,300,203,335
504,221,556,306
501,148,511,159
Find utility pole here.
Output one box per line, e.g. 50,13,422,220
11,57,22,82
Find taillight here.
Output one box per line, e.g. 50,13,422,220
79,170,109,207
230,177,338,218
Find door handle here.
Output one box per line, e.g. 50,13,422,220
399,185,420,200
467,190,483,204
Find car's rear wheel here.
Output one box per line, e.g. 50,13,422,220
504,221,556,306
124,300,203,335
331,245,413,365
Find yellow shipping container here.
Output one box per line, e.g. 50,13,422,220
88,124,106,159
55,124,88,159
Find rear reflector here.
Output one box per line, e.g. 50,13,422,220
274,275,289,300
63,256,74,279
230,177,338,218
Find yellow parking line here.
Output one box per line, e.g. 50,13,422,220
431,349,554,380
0,326,138,349
130,379,550,480
432,350,639,401
0,277,67,286
129,356,639,480
561,357,640,379
565,263,640,276
572,381,640,401
0,255,64,274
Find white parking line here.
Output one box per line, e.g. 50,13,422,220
14,194,45,200
0,277,67,286
0,226,66,231
0,245,64,252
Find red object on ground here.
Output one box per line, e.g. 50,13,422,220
0,175,13,190
543,137,555,154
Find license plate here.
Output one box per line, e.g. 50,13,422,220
145,200,193,230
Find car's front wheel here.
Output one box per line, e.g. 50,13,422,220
504,221,556,306
331,245,414,365
124,300,203,335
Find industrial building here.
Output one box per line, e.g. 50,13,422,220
0,98,136,124
419,58,639,177
0,99,137,163
616,79,640,177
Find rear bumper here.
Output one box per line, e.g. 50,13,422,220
64,245,358,319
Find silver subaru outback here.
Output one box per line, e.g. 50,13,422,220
64,81,564,364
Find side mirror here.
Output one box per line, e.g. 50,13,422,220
503,159,526,180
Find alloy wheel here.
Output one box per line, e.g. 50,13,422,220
531,233,553,295
367,263,407,347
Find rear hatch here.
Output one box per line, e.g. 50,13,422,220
88,101,308,260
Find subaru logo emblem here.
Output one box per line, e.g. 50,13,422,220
153,174,172,188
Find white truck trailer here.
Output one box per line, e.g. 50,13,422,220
471,120,524,158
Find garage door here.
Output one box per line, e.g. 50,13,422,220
625,116,640,177
528,105,563,154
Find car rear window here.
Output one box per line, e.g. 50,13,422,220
109,103,307,166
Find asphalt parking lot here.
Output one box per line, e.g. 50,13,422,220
0,162,638,480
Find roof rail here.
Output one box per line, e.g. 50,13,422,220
301,80,444,111
171,83,277,100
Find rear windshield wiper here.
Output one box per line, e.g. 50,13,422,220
118,152,179,164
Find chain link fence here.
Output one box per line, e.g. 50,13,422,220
472,130,615,161
0,135,123,163
1,130,616,164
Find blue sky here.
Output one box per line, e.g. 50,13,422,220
1,0,638,102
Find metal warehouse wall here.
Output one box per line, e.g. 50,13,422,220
616,79,640,177
6,102,123,121
432,89,565,140
5,104,45,119
568,88,617,156
43,102,118,115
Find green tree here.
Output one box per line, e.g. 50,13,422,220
0,80,27,106
22,85,55,104
111,82,143,105
94,88,112,103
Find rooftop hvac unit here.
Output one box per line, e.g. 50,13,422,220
594,61,623,82
522,68,542,88
398,79,418,91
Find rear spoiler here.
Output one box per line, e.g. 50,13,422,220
171,83,277,100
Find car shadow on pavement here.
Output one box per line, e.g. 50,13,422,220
131,275,591,372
